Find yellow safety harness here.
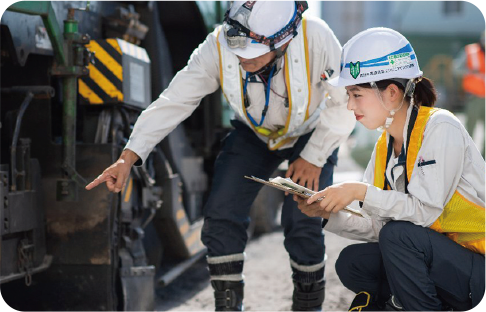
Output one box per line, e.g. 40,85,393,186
374,106,485,254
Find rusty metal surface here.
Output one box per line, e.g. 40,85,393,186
42,144,119,265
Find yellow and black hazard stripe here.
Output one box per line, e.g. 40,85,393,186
79,39,124,104
175,206,205,256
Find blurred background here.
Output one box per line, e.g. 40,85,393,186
1,1,484,311
206,0,485,168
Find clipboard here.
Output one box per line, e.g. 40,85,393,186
245,175,364,218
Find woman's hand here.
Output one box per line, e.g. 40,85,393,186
294,195,331,219
307,182,368,214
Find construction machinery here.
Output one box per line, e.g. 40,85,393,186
0,1,282,310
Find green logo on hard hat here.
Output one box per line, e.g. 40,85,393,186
350,61,360,79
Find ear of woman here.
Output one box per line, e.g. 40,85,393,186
385,83,403,104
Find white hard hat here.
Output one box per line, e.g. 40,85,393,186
218,1,307,59
328,27,423,87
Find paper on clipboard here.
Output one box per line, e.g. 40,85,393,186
244,176,364,218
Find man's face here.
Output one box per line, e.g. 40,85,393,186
237,50,277,73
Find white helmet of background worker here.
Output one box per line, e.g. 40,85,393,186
218,1,308,59
328,27,423,88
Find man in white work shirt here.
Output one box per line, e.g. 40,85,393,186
86,1,355,310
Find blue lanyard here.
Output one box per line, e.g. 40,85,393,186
243,65,276,127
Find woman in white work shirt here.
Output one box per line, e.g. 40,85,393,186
295,27,485,311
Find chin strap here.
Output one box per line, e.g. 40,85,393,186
371,78,420,129
275,43,289,58
246,44,290,77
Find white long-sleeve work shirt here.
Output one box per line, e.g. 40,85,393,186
125,15,355,167
325,104,485,241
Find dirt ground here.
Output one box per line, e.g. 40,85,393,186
155,147,364,311
155,230,360,311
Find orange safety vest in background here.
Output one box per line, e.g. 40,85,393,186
463,43,485,98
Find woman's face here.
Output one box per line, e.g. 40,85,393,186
345,85,390,130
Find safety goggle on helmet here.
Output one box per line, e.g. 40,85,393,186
328,27,423,88
219,1,308,59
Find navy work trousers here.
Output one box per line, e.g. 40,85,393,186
336,221,485,311
201,120,338,265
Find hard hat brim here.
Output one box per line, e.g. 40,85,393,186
327,76,358,87
327,70,424,88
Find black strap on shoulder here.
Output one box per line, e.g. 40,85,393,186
383,137,394,191
383,106,419,193
403,106,419,193
406,105,419,152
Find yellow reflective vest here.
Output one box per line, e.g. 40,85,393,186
374,106,485,254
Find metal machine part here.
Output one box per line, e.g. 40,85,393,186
0,2,280,310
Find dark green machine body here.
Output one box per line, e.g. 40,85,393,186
0,1,283,310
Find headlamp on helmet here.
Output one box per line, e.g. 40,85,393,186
222,1,308,52
224,23,248,49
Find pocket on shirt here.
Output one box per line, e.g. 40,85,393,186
411,160,439,202
417,160,436,167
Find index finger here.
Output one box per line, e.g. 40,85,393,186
85,173,113,190
308,189,327,204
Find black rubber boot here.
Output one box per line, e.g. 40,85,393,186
211,280,244,311
384,295,404,311
292,280,325,311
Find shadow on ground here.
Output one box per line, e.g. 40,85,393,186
154,230,281,311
